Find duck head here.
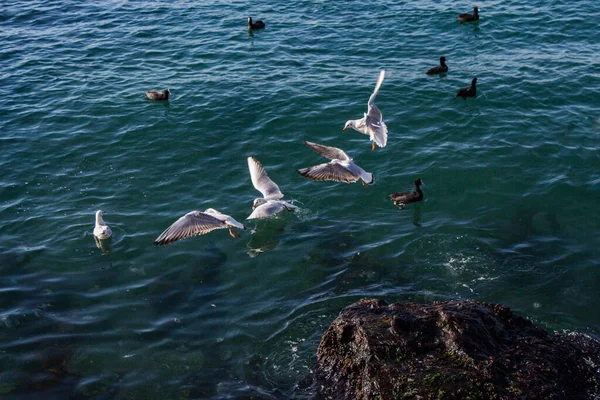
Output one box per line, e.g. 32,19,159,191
440,56,447,65
415,178,424,187
471,77,477,86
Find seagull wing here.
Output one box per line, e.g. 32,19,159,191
297,162,359,183
367,70,385,121
154,211,227,246
248,156,284,200
304,141,350,161
204,208,245,229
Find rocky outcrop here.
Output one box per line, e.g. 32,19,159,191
316,299,600,400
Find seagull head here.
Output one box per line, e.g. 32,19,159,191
252,198,267,209
343,120,354,131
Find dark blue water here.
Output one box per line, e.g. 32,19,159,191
1,0,599,398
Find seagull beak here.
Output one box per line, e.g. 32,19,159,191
342,127,347,131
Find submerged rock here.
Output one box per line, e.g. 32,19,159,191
316,299,600,400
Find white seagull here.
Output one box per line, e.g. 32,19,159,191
343,69,388,150
297,141,374,187
93,210,112,247
247,156,296,219
153,208,246,246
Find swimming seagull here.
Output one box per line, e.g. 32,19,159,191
343,69,388,151
247,156,296,219
94,210,112,247
146,89,171,100
297,141,374,187
153,208,246,246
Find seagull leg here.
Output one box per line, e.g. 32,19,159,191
229,227,240,238
371,142,375,151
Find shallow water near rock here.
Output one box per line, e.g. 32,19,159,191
1,0,599,398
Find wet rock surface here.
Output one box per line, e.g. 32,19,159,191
316,299,600,400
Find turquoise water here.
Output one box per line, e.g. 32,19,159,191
1,0,600,398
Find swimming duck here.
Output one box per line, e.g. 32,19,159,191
93,210,112,245
388,178,424,209
426,57,448,75
146,89,170,101
248,17,265,30
154,208,246,246
458,6,479,23
456,77,477,99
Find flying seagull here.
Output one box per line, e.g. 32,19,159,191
247,156,296,219
297,141,374,187
343,70,388,150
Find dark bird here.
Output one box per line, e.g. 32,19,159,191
426,56,448,75
146,89,170,101
458,6,479,23
456,77,477,99
248,17,265,30
388,178,424,209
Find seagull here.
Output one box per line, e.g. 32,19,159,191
297,141,374,187
343,70,388,151
146,89,171,100
456,77,477,99
153,208,246,246
248,17,266,30
93,210,112,247
247,156,295,219
458,6,479,23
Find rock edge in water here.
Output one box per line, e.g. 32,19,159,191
316,299,600,400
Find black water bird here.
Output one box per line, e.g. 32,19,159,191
388,178,424,209
248,17,265,30
456,77,477,99
426,57,448,75
146,89,170,101
458,6,479,23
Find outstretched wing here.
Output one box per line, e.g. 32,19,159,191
368,120,388,148
248,156,284,200
304,141,350,161
367,70,385,121
154,211,226,246
297,162,359,183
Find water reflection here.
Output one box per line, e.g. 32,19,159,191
95,236,112,255
246,219,286,258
